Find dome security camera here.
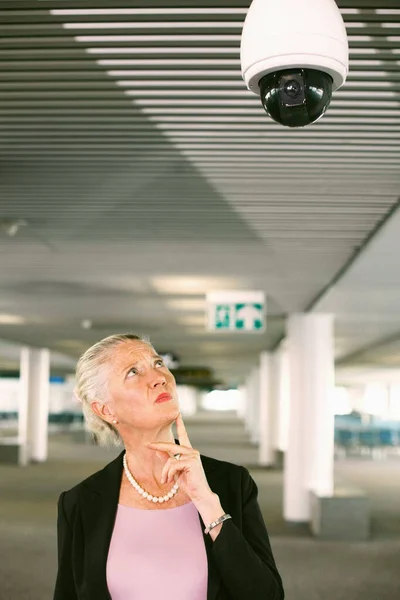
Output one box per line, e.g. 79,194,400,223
240,0,349,128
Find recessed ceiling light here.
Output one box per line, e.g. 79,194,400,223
0,218,27,237
152,276,243,295
176,315,206,326
166,299,206,312
57,339,87,349
0,314,25,325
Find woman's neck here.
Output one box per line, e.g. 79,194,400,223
122,427,176,485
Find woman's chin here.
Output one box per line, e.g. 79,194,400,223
168,406,181,420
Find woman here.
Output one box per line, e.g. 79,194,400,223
54,333,284,600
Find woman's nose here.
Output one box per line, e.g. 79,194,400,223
150,371,167,387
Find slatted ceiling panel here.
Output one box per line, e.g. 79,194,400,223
0,1,399,383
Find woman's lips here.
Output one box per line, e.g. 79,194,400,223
155,393,172,403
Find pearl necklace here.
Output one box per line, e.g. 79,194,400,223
123,453,179,504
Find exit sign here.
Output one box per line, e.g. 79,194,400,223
207,291,266,333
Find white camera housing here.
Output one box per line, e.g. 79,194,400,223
241,0,349,93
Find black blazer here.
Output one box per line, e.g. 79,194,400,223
53,447,284,600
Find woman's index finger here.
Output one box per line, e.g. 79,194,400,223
176,413,192,448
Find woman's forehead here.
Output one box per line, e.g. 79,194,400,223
112,340,156,363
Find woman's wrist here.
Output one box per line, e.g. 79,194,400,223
194,492,226,541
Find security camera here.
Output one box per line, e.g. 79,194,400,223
240,0,349,128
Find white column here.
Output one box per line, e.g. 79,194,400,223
275,344,290,453
249,366,261,444
236,385,247,421
243,367,260,444
244,372,253,435
19,347,50,463
284,314,335,522
258,352,275,466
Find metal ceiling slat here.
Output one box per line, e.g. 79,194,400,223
1,123,399,134
3,0,398,8
2,80,400,94
3,134,400,148
36,75,398,84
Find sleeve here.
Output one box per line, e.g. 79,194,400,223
211,467,284,600
53,492,78,600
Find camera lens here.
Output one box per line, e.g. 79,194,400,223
283,80,302,99
278,73,306,107
259,68,333,128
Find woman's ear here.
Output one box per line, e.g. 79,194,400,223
91,400,116,423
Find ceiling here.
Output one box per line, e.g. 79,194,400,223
0,0,400,386
316,205,400,370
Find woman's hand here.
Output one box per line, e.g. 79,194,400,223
146,413,214,504
148,413,226,540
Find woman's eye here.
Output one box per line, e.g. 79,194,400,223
156,360,164,367
127,367,137,377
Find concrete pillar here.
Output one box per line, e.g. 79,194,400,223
236,384,247,421
244,373,253,435
19,347,50,464
258,352,275,466
248,366,261,444
284,314,335,522
243,367,260,444
275,344,290,454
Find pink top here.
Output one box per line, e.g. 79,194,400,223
106,502,208,600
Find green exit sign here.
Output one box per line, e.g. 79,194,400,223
207,292,266,333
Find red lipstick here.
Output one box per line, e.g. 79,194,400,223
155,393,172,403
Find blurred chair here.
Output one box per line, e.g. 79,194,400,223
377,428,399,458
358,429,382,459
335,428,358,458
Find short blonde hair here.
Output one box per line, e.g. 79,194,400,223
74,333,153,446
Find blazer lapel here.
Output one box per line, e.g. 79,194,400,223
79,451,124,600
200,460,224,600
200,512,223,600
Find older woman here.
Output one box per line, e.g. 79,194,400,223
53,333,284,600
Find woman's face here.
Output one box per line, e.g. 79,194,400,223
104,340,180,430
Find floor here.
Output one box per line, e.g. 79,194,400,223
1,412,399,600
